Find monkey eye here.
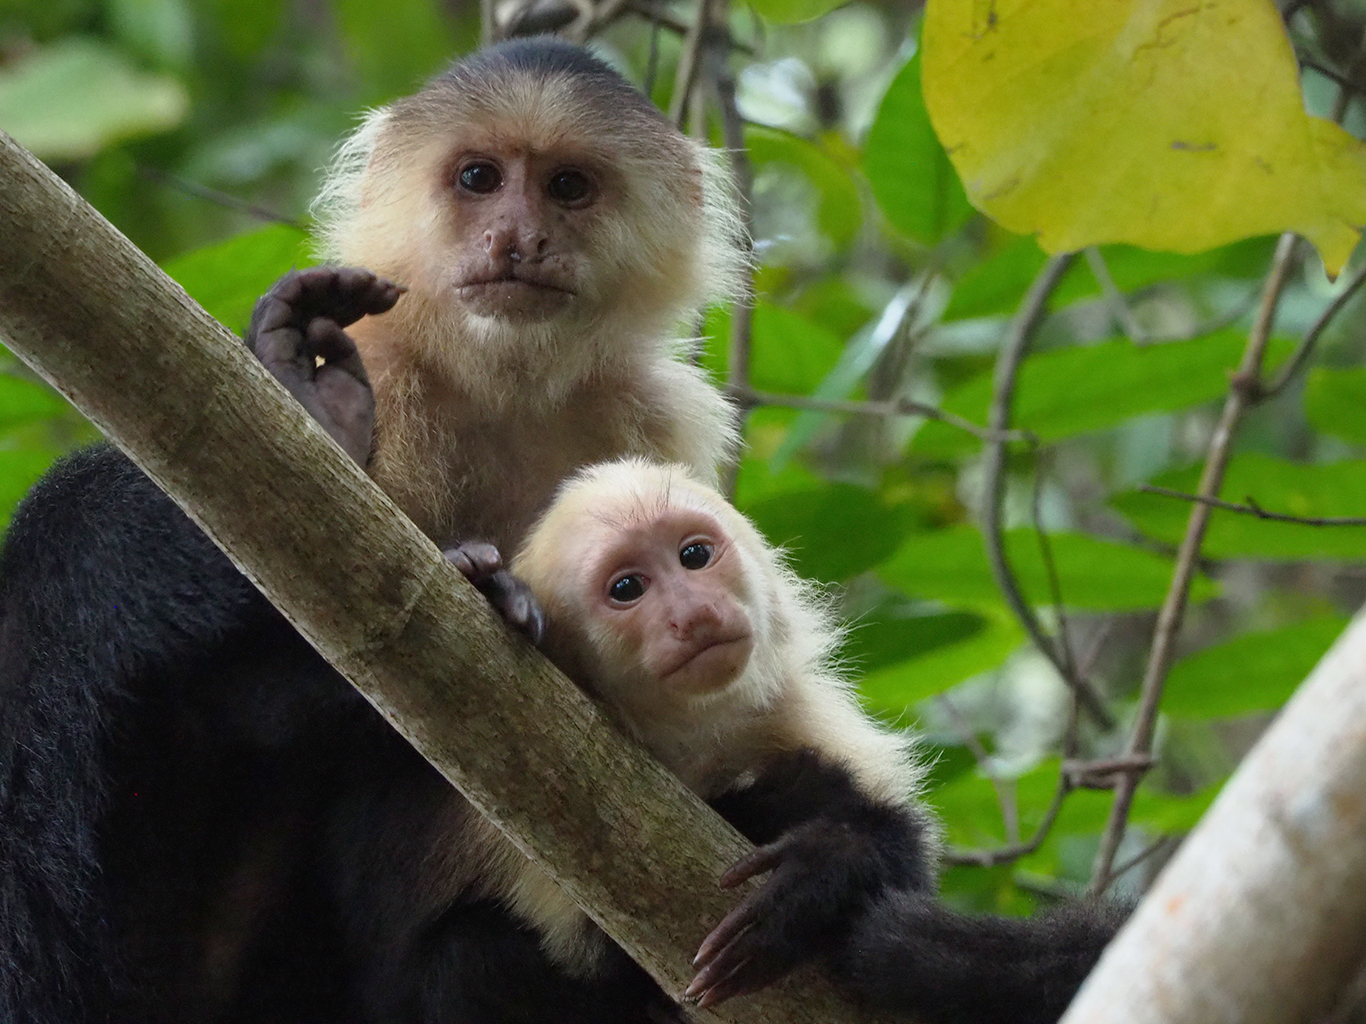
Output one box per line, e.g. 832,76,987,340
457,161,503,194
547,169,595,207
679,541,713,570
608,574,647,604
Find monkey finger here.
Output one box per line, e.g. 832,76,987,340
692,897,758,969
719,839,788,889
473,568,547,644
683,951,754,1008
305,319,371,386
444,542,504,583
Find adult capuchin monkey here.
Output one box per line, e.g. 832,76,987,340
511,458,1127,1023
0,36,941,1024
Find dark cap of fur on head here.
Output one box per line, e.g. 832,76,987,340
435,36,664,122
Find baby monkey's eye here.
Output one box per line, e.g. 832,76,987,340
608,574,646,603
458,161,502,194
679,541,713,570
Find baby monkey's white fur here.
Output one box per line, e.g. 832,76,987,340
494,458,931,975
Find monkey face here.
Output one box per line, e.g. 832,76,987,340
590,507,756,701
443,148,605,323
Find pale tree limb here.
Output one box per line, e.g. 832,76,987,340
0,131,890,1024
1060,606,1366,1024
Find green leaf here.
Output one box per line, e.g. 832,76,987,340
746,482,917,582
1165,615,1347,719
161,224,313,332
917,332,1294,448
746,0,846,26
1305,367,1366,447
863,53,973,245
746,125,862,248
771,284,922,468
879,525,1217,611
0,375,72,432
1114,454,1366,558
1129,783,1220,834
722,302,846,395
859,609,1024,713
922,0,1366,275
0,37,187,160
334,0,459,102
943,236,1274,322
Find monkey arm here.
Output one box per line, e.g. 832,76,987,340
831,890,1126,1024
686,748,932,1007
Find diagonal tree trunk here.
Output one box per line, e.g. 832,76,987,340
0,130,888,1024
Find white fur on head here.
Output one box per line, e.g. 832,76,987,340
310,41,747,398
513,458,927,807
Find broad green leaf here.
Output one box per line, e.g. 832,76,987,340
709,302,846,395
747,0,845,26
1305,367,1366,447
1165,616,1347,719
860,610,1024,713
880,525,1218,610
863,53,973,245
1114,454,1366,558
0,375,72,432
1129,783,1220,834
162,225,314,332
846,601,988,675
335,0,458,102
746,483,918,582
942,236,1275,322
916,332,1293,449
746,126,862,248
771,284,923,467
922,0,1366,275
0,37,187,160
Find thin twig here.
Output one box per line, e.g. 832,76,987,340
1084,247,1147,343
1110,834,1175,883
617,0,755,53
731,387,1035,444
136,167,301,228
938,695,1020,844
979,253,1114,730
1088,231,1301,897
943,774,1072,868
1063,754,1155,789
669,0,712,128
1258,257,1366,401
713,58,755,500
1140,485,1366,526
1031,449,1077,680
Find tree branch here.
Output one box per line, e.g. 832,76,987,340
979,252,1115,730
1088,231,1300,896
0,131,886,1024
1061,609,1366,1024
1140,484,1366,527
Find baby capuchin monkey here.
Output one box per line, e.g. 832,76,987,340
512,458,1125,1022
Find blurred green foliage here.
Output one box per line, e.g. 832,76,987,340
2,0,1365,913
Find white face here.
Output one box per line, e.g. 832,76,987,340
560,504,755,706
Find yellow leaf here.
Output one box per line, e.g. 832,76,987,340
922,0,1366,275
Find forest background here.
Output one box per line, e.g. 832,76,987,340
3,0,1366,967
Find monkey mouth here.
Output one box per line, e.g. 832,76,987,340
457,271,575,296
662,634,754,688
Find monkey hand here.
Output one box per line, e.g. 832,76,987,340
247,266,404,465
684,817,897,1008
444,541,547,643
